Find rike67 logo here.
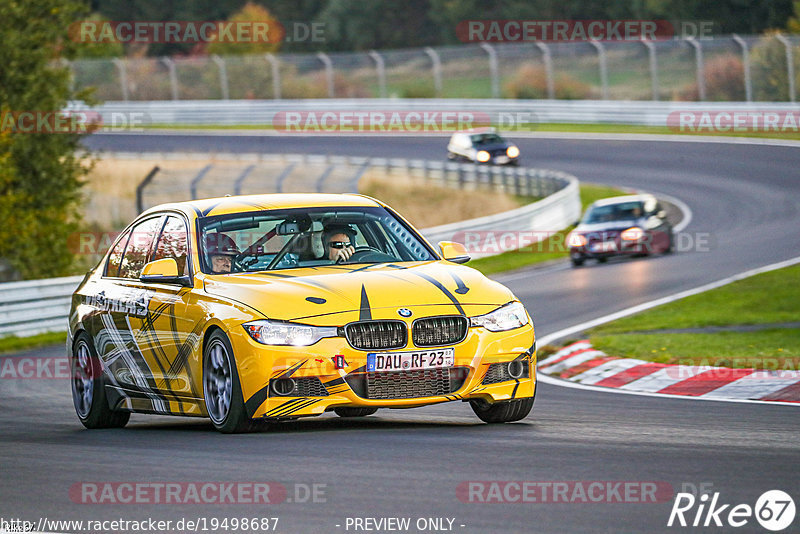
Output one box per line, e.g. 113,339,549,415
668,489,795,531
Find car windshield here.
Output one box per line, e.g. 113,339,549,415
197,206,437,273
470,133,504,145
583,201,645,224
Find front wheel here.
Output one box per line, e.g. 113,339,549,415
470,396,534,423
334,407,378,418
71,332,130,429
203,330,257,433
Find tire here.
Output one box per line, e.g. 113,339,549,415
597,257,608,263
334,407,378,418
664,228,674,254
570,257,584,267
470,396,534,424
71,331,130,429
203,330,259,433
447,151,456,161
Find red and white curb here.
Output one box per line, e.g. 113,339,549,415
539,341,800,404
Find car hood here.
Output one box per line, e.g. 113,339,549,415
575,219,643,233
202,261,515,325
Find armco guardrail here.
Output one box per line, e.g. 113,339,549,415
70,99,800,128
0,275,83,338
136,153,568,212
0,161,579,339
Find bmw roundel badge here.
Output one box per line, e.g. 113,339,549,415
397,308,413,318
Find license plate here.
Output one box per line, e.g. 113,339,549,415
590,241,617,252
495,156,509,164
366,348,455,372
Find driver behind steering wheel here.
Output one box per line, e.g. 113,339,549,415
322,224,356,264
204,233,239,273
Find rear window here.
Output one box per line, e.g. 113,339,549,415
105,229,132,277
118,216,163,279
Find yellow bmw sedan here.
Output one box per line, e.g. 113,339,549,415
68,193,536,433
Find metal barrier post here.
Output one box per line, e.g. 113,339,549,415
161,57,179,101
424,47,442,97
732,35,752,102
480,43,500,98
211,55,229,100
112,58,129,101
776,33,796,102
369,50,387,98
642,40,659,101
589,40,609,100
233,164,256,195
534,42,555,99
136,166,160,213
265,54,281,99
189,164,213,200
317,52,335,98
687,38,706,101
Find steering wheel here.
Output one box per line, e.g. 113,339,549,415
341,246,392,263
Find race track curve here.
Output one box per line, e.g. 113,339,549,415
1,133,798,533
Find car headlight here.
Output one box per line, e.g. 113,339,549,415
243,320,338,346
567,232,587,247
506,145,520,158
476,150,491,163
621,227,644,241
470,301,529,332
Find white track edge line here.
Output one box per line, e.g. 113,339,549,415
536,254,800,405
536,373,799,407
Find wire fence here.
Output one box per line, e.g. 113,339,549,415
135,153,567,213
69,34,800,103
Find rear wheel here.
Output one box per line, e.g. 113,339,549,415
203,330,258,433
334,407,378,418
470,396,534,424
570,257,584,267
71,332,130,429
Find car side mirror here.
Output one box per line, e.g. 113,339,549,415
140,258,192,287
438,241,470,264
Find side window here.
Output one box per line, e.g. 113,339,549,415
105,229,132,277
153,216,190,276
118,217,163,279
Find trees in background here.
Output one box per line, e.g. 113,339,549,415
0,0,92,280
86,0,796,56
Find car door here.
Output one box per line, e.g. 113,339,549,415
92,214,166,409
140,214,200,404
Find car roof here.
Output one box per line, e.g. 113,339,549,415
141,193,383,220
591,194,655,208
452,127,498,135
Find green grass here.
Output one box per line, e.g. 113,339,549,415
0,331,67,355
585,264,800,370
591,330,800,370
469,183,629,275
592,265,800,334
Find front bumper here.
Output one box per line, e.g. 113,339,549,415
230,323,536,419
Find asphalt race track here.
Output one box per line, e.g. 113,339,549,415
1,133,798,533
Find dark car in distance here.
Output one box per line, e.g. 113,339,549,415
567,194,673,267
